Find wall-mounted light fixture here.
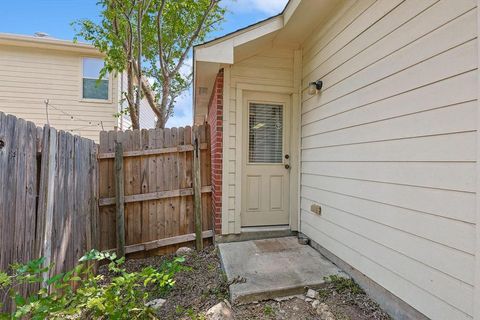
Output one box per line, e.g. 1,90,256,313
308,80,323,95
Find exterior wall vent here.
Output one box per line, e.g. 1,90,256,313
199,87,208,95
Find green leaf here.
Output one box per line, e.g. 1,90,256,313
14,294,26,306
0,272,11,287
47,273,64,285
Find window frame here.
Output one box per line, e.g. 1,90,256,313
246,101,285,165
80,57,112,103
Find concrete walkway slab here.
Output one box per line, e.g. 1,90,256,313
218,237,347,304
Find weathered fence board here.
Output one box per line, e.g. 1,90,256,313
0,112,98,312
115,141,125,257
0,112,213,313
97,125,212,255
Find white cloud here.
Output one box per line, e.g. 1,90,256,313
224,0,289,15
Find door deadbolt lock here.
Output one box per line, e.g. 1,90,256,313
284,154,290,159
285,164,290,169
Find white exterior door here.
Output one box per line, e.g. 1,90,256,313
242,92,290,226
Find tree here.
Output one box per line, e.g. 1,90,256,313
74,0,225,129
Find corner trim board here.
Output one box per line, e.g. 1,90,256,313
474,2,480,319
234,86,243,233
221,65,231,235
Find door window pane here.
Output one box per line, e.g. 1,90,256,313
249,103,283,163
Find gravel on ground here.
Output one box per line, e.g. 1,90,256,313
99,246,391,320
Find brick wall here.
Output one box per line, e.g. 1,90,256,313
207,69,224,234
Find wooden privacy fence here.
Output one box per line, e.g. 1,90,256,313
0,110,212,290
0,111,213,313
97,125,213,256
0,112,98,311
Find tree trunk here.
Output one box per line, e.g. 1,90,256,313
155,117,166,128
155,107,167,128
132,60,164,127
127,61,140,129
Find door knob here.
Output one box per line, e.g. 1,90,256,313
285,164,290,169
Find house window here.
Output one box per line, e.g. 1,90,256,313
248,103,283,163
82,58,109,100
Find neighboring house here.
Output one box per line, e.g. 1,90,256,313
117,72,157,130
0,33,156,141
193,1,479,319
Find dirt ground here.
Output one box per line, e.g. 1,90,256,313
100,246,390,320
232,276,391,320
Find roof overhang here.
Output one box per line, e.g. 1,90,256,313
193,0,341,124
195,15,285,64
0,33,103,56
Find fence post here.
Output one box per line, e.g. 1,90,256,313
115,141,125,257
38,126,57,288
90,143,99,254
193,126,203,251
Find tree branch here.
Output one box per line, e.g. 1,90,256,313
135,0,144,120
131,60,163,119
123,90,133,107
156,0,169,79
164,97,175,125
170,0,220,77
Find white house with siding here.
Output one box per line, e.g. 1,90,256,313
0,33,155,141
193,0,480,319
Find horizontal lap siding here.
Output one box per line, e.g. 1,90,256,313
225,49,294,233
300,0,477,319
138,98,156,128
118,72,155,130
0,46,118,141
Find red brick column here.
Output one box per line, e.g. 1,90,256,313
207,69,224,234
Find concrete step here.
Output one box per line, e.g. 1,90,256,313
218,237,347,304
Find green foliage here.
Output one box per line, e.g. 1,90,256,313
0,250,186,319
175,306,206,320
325,275,364,295
72,0,226,126
263,304,274,316
316,287,330,300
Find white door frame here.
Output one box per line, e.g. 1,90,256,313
241,91,291,226
234,83,300,233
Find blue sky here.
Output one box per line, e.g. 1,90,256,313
0,0,288,127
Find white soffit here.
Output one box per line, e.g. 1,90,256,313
195,16,284,64
283,0,302,25
195,39,234,63
194,0,339,64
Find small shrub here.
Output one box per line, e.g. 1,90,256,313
325,275,363,295
0,250,186,319
264,304,274,316
317,288,330,300
175,306,206,320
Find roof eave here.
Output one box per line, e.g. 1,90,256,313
0,33,103,55
194,0,298,51
194,15,284,64
192,0,302,123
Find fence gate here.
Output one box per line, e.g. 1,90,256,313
97,125,212,256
